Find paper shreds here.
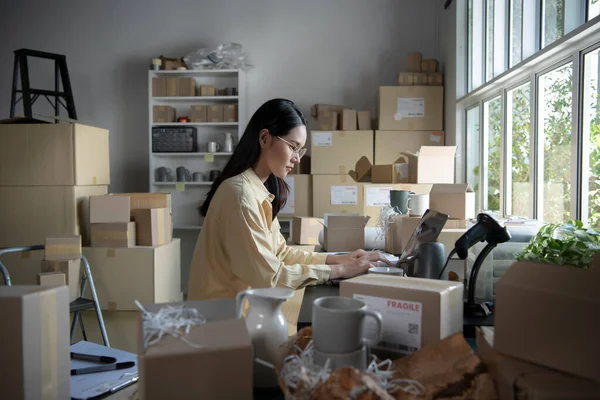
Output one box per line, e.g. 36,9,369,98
134,299,206,352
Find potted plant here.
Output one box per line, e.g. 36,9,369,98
516,220,600,269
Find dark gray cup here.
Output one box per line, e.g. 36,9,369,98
409,242,446,279
390,190,413,214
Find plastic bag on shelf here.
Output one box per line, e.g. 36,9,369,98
183,43,254,71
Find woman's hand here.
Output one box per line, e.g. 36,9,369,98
328,249,393,266
329,257,377,280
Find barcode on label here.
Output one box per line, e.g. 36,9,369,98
379,341,419,353
408,323,419,335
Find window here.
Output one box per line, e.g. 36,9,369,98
469,0,485,91
466,107,481,210
506,83,532,217
538,63,574,223
483,97,502,211
542,0,564,48
510,0,524,67
486,0,496,81
590,0,600,20
582,47,600,226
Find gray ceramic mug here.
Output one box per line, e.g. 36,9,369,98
312,296,383,353
390,190,413,214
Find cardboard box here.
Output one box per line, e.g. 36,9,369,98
477,327,600,400
44,235,82,261
397,72,414,86
429,184,476,220
340,109,357,130
83,239,181,311
311,131,374,175
421,59,439,72
0,120,110,186
312,175,431,228
310,104,345,119
413,73,428,85
37,271,66,287
406,52,422,72
207,104,223,122
178,77,196,96
400,146,457,184
0,185,108,247
316,110,338,130
111,192,172,214
323,215,369,252
385,215,422,255
378,86,444,131
139,301,252,400
90,195,131,223
0,286,70,399
280,175,312,217
153,105,176,123
166,77,178,96
190,105,208,123
91,222,136,248
495,261,600,383
340,275,463,354
356,110,372,130
428,72,444,86
41,259,81,302
133,208,172,246
200,85,216,96
437,228,467,257
223,104,239,122
152,77,167,97
445,219,467,229
291,217,324,245
374,130,444,165
160,56,185,70
371,164,406,184
0,248,44,285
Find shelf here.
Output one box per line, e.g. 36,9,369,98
152,152,233,157
149,69,240,75
154,182,214,186
174,225,203,230
152,96,238,101
152,122,238,127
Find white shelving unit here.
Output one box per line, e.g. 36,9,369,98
148,69,247,230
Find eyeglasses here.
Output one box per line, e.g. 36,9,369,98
277,136,307,159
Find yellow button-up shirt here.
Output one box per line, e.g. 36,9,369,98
187,168,331,300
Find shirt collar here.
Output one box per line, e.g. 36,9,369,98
242,168,275,203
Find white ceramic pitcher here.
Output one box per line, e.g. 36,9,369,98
236,287,294,388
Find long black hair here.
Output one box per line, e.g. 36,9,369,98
200,98,307,219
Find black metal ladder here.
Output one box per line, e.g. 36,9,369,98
0,245,109,347
10,48,77,120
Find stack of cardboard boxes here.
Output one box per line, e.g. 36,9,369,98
78,192,181,353
0,119,110,284
39,235,83,303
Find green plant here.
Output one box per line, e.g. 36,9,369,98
516,220,600,268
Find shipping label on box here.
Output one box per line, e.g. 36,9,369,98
365,186,393,206
340,275,463,355
312,131,332,146
379,86,443,131
331,186,358,205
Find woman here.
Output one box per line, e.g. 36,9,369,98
187,98,391,300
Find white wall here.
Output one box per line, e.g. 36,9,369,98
0,0,440,291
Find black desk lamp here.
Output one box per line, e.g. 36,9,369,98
440,213,511,318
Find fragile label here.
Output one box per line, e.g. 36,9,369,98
429,131,443,143
353,294,422,354
281,177,295,214
395,97,424,120
365,187,392,206
313,132,333,146
330,186,358,205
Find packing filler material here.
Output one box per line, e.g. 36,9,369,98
340,275,463,356
0,285,70,399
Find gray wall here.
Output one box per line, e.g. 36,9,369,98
0,0,442,292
